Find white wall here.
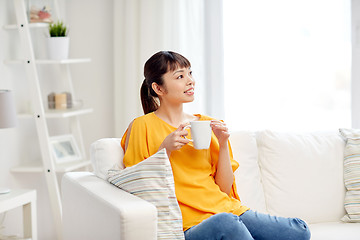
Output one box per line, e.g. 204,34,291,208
0,0,114,239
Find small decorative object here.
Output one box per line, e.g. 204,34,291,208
55,93,67,110
50,134,81,164
49,21,67,37
47,21,69,60
47,92,73,110
29,5,53,23
48,92,55,109
65,92,72,108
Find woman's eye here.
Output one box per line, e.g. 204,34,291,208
177,75,183,79
189,71,193,75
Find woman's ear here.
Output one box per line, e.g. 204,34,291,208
152,82,165,96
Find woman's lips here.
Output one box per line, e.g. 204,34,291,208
184,88,194,95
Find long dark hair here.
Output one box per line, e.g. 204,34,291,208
141,51,191,114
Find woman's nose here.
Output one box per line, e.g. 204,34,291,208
187,75,195,85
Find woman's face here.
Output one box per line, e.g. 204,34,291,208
157,66,195,104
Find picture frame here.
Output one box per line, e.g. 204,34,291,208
28,0,53,23
50,134,81,164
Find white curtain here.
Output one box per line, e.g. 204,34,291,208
352,0,360,128
113,0,224,136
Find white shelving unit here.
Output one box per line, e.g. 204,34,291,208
3,1,92,239
0,189,37,240
17,108,93,119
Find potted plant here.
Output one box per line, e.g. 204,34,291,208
47,21,69,60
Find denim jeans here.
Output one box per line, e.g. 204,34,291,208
184,210,311,240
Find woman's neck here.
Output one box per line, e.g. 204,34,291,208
155,103,193,127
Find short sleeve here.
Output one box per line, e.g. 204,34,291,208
121,118,151,167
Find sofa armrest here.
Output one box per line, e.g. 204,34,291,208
62,172,157,240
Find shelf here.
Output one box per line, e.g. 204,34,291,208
18,107,93,119
45,107,93,118
11,160,92,173
3,22,49,30
4,58,91,64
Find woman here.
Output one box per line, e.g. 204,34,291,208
121,51,311,240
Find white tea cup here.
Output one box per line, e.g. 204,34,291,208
184,121,211,149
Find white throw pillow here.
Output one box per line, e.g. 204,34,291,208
230,131,267,213
90,138,124,180
257,130,346,223
108,148,184,240
339,128,360,222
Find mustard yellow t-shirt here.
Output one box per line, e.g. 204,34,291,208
121,112,249,231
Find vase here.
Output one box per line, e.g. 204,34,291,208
47,36,70,60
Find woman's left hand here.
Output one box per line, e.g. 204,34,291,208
211,120,230,147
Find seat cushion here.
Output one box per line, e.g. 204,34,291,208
230,131,267,213
257,130,346,223
309,222,360,240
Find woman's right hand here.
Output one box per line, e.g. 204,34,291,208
159,123,190,157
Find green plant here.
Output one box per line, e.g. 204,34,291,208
48,21,68,37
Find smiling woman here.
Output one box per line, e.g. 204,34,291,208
118,51,311,240
223,0,351,131
140,51,193,115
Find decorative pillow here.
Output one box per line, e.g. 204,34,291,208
230,131,267,213
90,138,124,180
339,128,360,222
257,130,345,223
108,148,185,240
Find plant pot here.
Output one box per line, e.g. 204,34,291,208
47,37,70,60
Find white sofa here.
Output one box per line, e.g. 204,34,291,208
62,130,360,240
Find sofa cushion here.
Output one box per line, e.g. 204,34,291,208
230,131,267,213
257,130,346,223
90,138,124,180
107,148,184,240
339,128,360,222
309,222,360,240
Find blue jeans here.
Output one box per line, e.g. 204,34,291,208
184,210,311,240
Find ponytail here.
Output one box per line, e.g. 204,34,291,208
140,79,159,114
